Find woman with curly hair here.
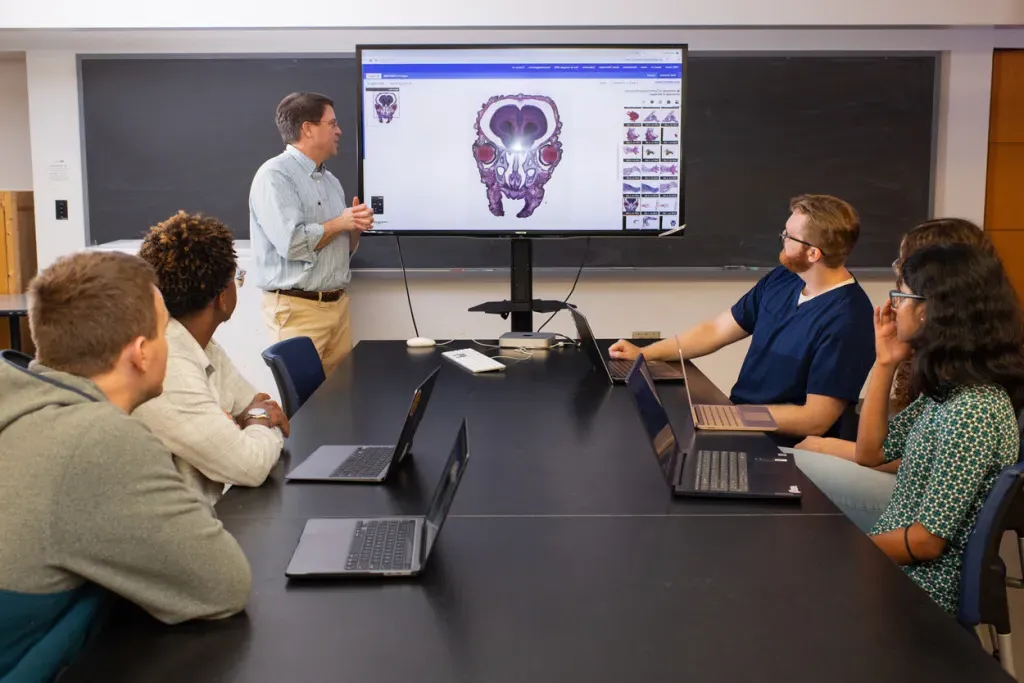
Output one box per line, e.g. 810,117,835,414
857,243,1024,613
793,219,996,532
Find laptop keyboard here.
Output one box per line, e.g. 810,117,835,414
329,446,394,478
694,450,749,493
346,520,416,572
609,358,679,379
696,404,742,428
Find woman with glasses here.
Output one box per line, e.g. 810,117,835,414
793,219,994,532
855,243,1024,614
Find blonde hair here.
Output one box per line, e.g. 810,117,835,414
789,194,860,268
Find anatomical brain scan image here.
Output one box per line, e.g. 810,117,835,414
374,92,398,123
471,94,563,218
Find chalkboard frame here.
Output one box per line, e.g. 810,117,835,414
77,50,939,271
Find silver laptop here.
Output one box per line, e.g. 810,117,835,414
677,349,776,432
285,366,440,483
285,419,471,578
568,305,683,383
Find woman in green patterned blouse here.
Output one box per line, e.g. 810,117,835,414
854,243,1024,614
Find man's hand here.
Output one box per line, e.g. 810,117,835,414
608,339,641,360
236,393,271,426
239,393,291,437
340,196,374,233
318,197,374,250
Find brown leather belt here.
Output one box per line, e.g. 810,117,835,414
270,288,344,302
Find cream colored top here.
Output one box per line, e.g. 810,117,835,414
134,319,283,506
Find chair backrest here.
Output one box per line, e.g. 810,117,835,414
260,337,326,419
958,462,1024,629
1,348,33,369
834,402,860,441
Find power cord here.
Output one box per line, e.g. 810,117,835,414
470,339,533,362
395,235,419,338
537,236,590,333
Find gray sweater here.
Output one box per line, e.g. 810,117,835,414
0,358,252,681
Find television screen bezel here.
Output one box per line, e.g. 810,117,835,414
354,43,688,238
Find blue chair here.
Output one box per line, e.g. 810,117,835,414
260,337,326,419
958,461,1024,677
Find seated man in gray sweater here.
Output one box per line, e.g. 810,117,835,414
0,251,252,683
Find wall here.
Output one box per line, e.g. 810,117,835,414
7,25,1024,398
2,0,1023,28
0,55,32,191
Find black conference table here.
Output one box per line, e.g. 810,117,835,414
63,340,1011,683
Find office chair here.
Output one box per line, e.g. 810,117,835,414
261,336,326,419
0,348,33,369
958,461,1024,678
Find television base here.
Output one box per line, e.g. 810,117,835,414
468,238,567,333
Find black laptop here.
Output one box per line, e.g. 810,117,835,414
625,354,802,499
285,366,440,483
286,419,470,578
568,305,683,383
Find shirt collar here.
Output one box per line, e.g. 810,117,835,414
167,318,214,375
285,144,325,177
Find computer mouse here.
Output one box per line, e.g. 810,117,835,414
406,337,436,348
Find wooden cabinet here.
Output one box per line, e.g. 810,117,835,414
986,50,1024,300
0,191,35,351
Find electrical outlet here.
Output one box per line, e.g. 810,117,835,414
632,331,661,339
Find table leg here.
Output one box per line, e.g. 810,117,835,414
8,315,21,352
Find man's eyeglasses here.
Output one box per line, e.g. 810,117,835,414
235,268,246,288
889,290,926,309
780,230,821,252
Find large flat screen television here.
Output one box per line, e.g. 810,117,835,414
356,44,687,236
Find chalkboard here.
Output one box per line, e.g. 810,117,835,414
80,52,937,269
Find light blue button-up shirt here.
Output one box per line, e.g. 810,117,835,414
249,145,351,292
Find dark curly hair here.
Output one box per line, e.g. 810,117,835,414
902,243,1024,414
895,218,992,286
890,218,995,412
139,211,237,319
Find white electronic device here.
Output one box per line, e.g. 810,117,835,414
441,348,506,373
498,331,555,349
406,337,437,348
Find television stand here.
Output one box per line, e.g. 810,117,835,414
469,238,567,333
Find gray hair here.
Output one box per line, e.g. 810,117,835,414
274,92,334,144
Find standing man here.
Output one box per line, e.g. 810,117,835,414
250,92,374,375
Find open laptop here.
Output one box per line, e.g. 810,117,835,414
679,359,777,432
568,305,683,383
626,354,800,499
285,366,440,483
286,419,471,578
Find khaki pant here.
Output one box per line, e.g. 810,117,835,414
261,291,352,376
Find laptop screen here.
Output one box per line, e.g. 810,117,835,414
568,306,613,381
625,355,682,486
393,366,440,461
423,419,471,557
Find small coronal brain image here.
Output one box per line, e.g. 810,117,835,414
374,92,397,123
472,95,563,218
